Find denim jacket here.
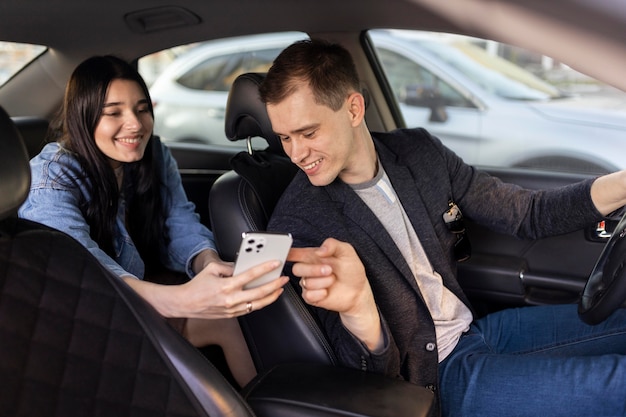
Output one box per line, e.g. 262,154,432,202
18,137,216,279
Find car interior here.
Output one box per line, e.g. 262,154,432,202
0,92,435,416
1,0,626,415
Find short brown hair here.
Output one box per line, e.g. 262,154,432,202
260,39,360,111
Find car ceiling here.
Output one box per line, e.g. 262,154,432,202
0,0,456,57
3,0,623,57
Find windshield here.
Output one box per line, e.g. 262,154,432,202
413,38,563,100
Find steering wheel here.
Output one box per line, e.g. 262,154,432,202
578,212,626,325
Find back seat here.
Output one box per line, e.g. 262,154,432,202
12,116,50,158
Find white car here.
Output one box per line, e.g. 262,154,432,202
149,32,308,147
149,30,626,174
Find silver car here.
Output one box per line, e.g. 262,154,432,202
149,30,626,174
149,32,307,147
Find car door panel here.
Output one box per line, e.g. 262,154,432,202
459,167,607,315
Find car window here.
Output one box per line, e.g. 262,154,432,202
138,32,308,148
376,47,474,108
416,38,561,100
177,48,284,92
177,52,243,91
0,41,46,87
368,29,626,175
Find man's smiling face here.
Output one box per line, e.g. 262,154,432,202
267,82,370,186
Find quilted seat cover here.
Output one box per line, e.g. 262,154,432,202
0,219,238,417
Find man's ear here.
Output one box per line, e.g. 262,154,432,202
347,92,366,127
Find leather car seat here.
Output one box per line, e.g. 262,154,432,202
0,105,256,417
209,73,337,373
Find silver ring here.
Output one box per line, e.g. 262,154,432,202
246,301,253,314
301,277,307,289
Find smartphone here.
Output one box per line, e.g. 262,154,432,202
233,231,293,289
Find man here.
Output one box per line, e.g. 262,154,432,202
262,39,626,416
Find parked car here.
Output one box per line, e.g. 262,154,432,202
148,30,626,174
148,32,308,147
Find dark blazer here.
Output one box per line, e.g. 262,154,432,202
268,128,600,393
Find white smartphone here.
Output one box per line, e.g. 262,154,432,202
233,231,293,289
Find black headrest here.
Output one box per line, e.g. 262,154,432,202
0,106,30,221
224,73,283,154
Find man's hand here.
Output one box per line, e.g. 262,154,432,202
288,238,383,351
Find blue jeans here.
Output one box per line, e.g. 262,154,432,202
438,304,626,417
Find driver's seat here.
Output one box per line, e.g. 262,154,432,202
209,73,336,373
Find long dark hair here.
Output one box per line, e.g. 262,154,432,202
56,55,167,273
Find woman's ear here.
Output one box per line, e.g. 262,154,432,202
347,92,366,127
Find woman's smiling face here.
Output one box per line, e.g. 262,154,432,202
94,78,153,168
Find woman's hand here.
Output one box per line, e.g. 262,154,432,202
179,259,288,318
192,249,233,275
123,259,288,320
287,238,383,351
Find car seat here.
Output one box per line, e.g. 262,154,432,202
209,73,336,372
0,105,256,417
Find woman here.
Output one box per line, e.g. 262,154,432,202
18,55,288,387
